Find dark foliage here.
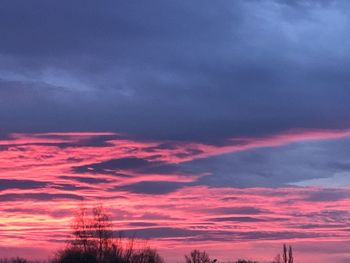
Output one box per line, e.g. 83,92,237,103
185,250,214,263
0,259,29,263
53,248,98,263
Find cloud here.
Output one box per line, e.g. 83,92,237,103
0,1,350,144
59,175,111,184
305,189,350,202
127,222,159,227
208,217,266,223
116,181,187,194
73,157,149,174
0,193,83,202
207,206,266,215
117,227,206,239
2,1,350,261
182,137,350,187
74,157,155,173
0,179,48,191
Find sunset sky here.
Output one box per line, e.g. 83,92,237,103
1,1,350,262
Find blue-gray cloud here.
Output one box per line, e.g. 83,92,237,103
69,137,350,189
0,193,83,202
0,179,48,191
1,0,350,143
180,138,350,187
73,157,183,176
115,181,187,194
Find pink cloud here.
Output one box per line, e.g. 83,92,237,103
1,130,350,262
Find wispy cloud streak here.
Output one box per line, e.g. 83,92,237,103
1,131,350,261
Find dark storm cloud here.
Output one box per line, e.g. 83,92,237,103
1,0,350,143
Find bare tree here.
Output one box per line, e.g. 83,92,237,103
91,206,113,260
72,206,94,253
185,250,215,263
67,204,119,263
56,204,163,263
282,244,287,263
131,247,164,263
123,236,136,263
288,246,293,263
281,244,293,263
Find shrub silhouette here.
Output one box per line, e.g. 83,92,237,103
53,248,98,263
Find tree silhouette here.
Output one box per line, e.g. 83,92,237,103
131,247,164,263
282,244,287,263
281,244,293,263
288,246,293,263
55,204,163,263
185,250,216,263
91,206,113,260
71,206,93,254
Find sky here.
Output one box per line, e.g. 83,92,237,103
1,0,350,262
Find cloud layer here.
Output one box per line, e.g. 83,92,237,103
2,0,350,262
1,0,350,143
0,132,350,262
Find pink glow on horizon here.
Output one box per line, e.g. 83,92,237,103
1,130,350,262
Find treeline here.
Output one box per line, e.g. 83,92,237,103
0,206,295,263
